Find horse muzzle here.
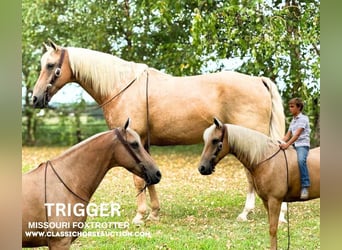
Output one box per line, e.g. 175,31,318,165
32,83,53,108
32,92,50,108
198,158,216,175
198,165,214,175
141,163,162,185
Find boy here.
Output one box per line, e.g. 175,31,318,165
280,98,311,199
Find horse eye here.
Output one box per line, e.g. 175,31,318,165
46,63,55,70
130,142,139,149
212,139,220,145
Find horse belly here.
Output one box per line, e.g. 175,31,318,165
147,86,218,145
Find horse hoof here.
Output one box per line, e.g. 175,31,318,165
132,219,144,227
132,215,145,226
278,218,288,224
147,213,159,222
236,214,248,222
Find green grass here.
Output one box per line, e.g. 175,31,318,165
22,145,320,249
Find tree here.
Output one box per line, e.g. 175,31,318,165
22,0,320,145
191,0,320,145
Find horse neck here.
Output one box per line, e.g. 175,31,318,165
67,47,148,104
227,125,274,169
50,133,115,200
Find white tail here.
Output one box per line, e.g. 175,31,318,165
261,77,285,139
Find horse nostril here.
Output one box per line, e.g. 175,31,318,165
199,166,205,173
33,96,37,104
156,170,162,179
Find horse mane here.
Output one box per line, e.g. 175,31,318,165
226,124,277,166
56,130,112,159
67,47,148,96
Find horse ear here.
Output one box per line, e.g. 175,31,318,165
43,42,50,51
213,117,223,129
48,39,59,51
124,118,130,131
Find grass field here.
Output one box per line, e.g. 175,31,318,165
22,145,320,249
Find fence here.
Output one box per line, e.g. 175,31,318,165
22,107,108,146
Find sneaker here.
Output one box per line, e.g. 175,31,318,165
300,188,309,200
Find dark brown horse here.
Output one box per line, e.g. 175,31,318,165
22,119,161,249
31,40,286,225
198,118,320,250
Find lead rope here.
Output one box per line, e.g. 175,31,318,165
145,70,151,153
96,76,138,110
44,160,90,246
47,161,89,203
44,162,50,248
282,149,290,250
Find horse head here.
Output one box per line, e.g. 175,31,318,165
115,118,162,186
198,117,229,175
32,40,73,108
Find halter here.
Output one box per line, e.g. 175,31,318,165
49,49,66,86
41,49,66,108
114,128,142,165
114,128,150,196
213,124,227,157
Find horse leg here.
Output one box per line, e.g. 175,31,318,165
237,169,255,221
279,202,288,223
132,175,147,225
263,198,282,250
238,169,288,223
146,184,160,221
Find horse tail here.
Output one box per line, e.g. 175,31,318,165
261,77,285,139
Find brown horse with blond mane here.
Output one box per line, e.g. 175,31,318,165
31,40,286,225
198,118,320,250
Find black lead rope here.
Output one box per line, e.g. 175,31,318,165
145,70,151,153
253,147,291,249
44,161,89,227
44,161,50,247
44,160,89,246
282,149,290,250
98,76,138,110
46,161,89,203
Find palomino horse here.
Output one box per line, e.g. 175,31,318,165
198,118,320,250
32,40,286,225
22,119,161,249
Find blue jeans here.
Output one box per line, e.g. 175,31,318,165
295,146,310,188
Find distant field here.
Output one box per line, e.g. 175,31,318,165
22,145,320,249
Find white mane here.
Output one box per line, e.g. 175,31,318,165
227,124,276,166
67,47,148,96
204,124,277,166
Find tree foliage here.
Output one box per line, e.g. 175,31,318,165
22,0,320,146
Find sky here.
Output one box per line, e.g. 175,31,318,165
48,83,94,104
